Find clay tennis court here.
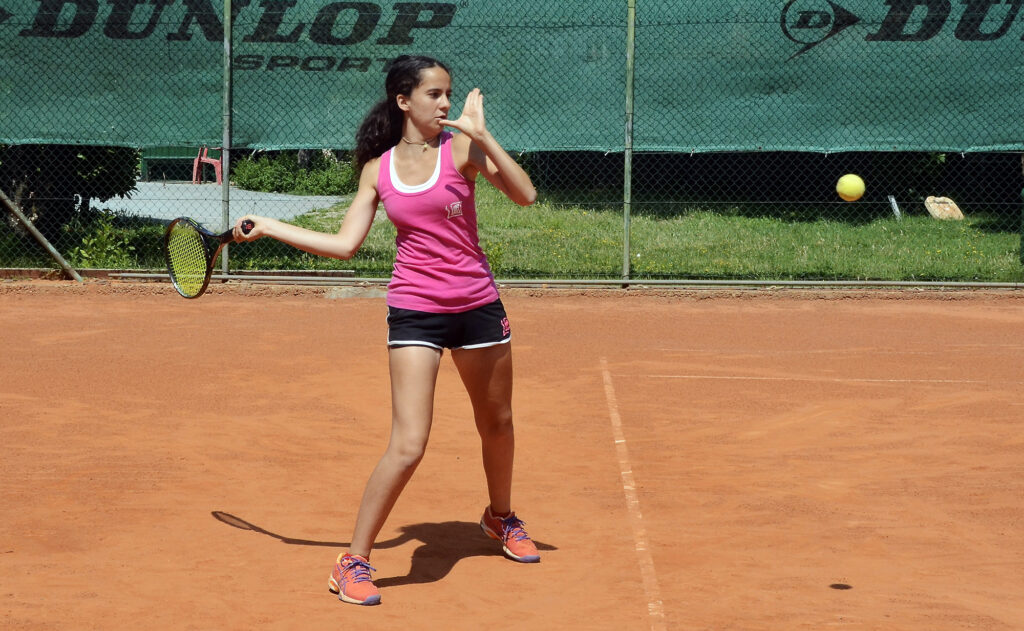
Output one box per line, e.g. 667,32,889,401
2,282,1022,630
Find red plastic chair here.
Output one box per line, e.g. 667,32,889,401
192,146,223,184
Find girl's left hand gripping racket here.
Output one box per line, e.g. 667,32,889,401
164,217,253,298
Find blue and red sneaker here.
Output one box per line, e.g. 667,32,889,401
328,553,381,605
480,506,541,563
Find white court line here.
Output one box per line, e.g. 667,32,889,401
634,374,1007,385
600,357,667,631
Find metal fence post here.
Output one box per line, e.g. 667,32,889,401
221,0,233,275
0,188,83,283
623,0,636,283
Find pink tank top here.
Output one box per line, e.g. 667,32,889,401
377,132,499,313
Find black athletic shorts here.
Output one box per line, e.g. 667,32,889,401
386,299,511,350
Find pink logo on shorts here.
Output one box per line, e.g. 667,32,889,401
500,317,510,337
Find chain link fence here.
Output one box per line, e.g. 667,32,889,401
1,1,1021,282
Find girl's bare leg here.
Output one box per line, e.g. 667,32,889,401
348,345,441,557
451,343,515,514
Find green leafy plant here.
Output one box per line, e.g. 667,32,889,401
232,151,357,196
68,211,138,268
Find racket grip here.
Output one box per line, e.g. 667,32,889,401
241,219,254,234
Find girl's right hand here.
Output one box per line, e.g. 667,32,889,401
233,215,265,242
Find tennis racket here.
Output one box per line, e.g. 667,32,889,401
164,217,253,298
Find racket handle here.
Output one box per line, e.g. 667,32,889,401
241,219,254,234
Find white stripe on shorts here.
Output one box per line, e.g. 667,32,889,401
455,335,512,351
387,339,444,349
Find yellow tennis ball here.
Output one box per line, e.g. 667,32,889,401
836,174,865,202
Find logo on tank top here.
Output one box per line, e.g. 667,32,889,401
445,201,463,219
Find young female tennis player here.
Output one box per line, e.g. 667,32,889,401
233,55,539,606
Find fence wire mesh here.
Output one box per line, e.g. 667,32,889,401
1,1,1021,282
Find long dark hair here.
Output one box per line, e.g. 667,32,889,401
354,55,451,170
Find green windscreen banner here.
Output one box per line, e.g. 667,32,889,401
0,0,626,150
0,0,1021,152
635,1,1024,152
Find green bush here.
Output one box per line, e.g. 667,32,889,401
67,211,138,268
232,151,357,196
0,144,139,242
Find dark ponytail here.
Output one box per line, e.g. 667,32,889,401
354,55,451,170
354,98,401,170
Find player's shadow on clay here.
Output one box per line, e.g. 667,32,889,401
211,511,557,588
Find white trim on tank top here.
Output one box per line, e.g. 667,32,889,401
389,142,443,194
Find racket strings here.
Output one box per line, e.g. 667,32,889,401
167,224,208,297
